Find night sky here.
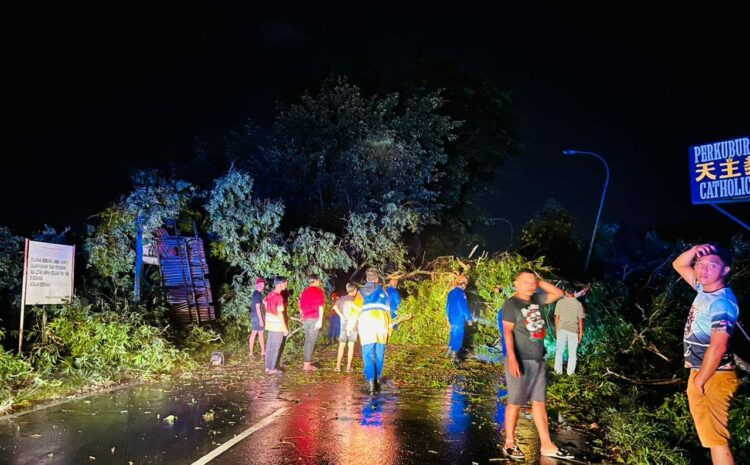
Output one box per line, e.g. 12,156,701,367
5,3,749,252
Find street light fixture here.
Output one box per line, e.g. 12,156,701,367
562,149,610,274
489,217,513,248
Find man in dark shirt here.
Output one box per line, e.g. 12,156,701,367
501,269,571,461
249,277,266,359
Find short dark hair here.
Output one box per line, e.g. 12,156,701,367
308,273,320,284
706,243,733,267
273,276,288,287
515,268,536,279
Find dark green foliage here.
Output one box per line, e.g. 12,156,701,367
344,203,420,273
84,204,137,300
605,408,690,465
0,349,35,412
0,226,23,297
0,301,191,414
228,77,461,232
388,261,457,346
31,303,190,380
84,171,197,304
288,227,352,291
730,389,750,463
544,236,750,463
471,252,548,346
519,199,582,276
390,253,546,347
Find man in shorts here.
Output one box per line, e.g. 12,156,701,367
673,243,740,465
249,277,266,359
333,282,360,372
501,269,572,461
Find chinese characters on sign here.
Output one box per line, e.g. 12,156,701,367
690,136,750,204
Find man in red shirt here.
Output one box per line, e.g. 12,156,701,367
299,274,326,371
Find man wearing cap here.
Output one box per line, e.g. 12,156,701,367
264,277,290,374
249,277,266,359
349,269,391,393
299,274,326,371
333,282,360,372
446,274,474,361
386,274,402,330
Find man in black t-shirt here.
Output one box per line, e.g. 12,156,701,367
249,277,266,359
500,269,572,461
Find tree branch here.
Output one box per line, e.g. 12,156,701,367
604,368,681,385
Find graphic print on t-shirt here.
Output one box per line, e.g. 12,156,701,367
521,304,546,341
683,285,738,370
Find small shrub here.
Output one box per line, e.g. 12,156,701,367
605,408,689,465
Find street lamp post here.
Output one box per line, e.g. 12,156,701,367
562,150,610,274
489,217,514,248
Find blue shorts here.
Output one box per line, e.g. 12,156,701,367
251,314,264,331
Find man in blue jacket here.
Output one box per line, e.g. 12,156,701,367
446,274,473,361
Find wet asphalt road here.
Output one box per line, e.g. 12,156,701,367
0,346,593,465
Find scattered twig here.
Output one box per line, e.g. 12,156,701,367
604,368,681,385
646,343,670,362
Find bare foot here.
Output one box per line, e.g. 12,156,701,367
334,366,341,372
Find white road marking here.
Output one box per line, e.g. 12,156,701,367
190,406,291,465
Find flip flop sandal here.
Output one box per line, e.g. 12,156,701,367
502,445,525,461
542,448,575,460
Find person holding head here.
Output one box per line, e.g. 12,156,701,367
333,282,360,372
673,243,740,465
299,274,326,371
348,269,391,393
249,277,266,360
264,277,289,374
501,269,572,461
446,274,473,361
